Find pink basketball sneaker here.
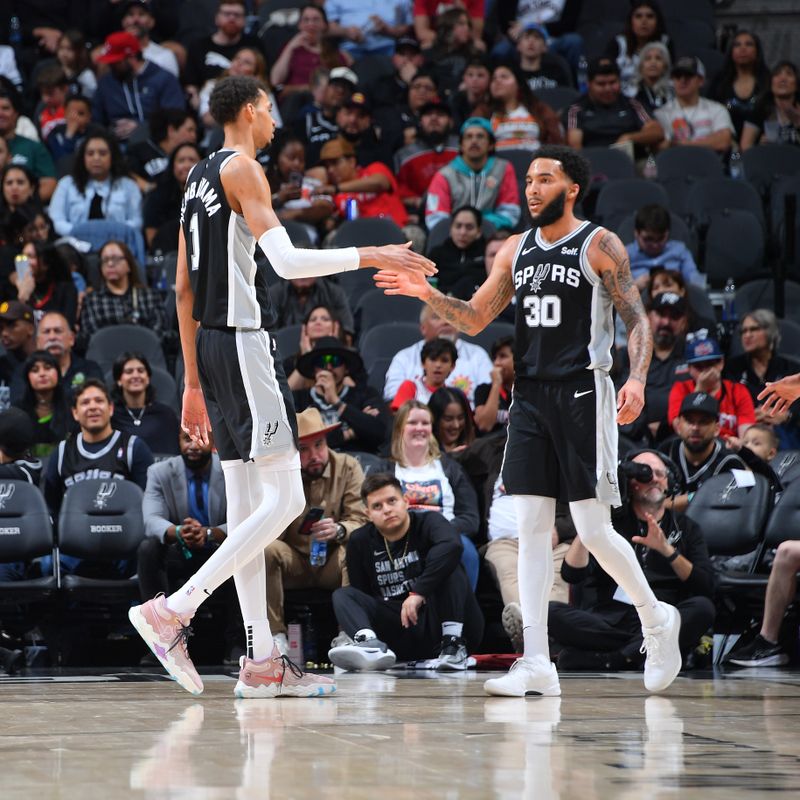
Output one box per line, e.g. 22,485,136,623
129,595,203,696
234,644,337,698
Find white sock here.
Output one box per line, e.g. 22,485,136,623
569,498,666,629
515,496,556,661
442,621,463,639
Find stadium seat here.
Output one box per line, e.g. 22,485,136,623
359,322,421,371
58,479,145,602
769,174,800,272
462,321,515,355
733,278,800,319
349,451,385,477
742,144,800,199
282,220,315,248
595,179,670,231
671,18,716,55
702,209,765,287
336,268,383,307
367,356,392,393
0,480,57,600
685,283,716,324
534,86,581,114
355,289,423,340
654,146,724,217
685,177,766,229
272,324,302,358
616,210,698,258
771,451,800,487
583,146,636,185
328,218,407,248
86,325,167,373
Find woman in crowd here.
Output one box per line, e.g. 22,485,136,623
269,3,351,95
13,241,78,326
741,61,800,150
0,165,41,248
383,400,481,589
265,131,333,240
484,62,563,152
143,141,203,250
605,1,673,98
14,350,70,455
77,240,166,350
635,41,674,113
711,29,771,141
285,304,347,390
55,29,96,98
423,8,480,98
429,387,476,454
48,131,142,237
111,352,180,455
427,206,487,294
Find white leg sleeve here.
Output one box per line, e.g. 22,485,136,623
515,495,556,660
569,498,664,628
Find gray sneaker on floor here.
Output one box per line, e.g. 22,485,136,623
328,628,396,671
435,635,469,671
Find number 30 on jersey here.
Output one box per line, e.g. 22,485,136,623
523,294,561,328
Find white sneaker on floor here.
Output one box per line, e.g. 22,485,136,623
328,628,396,671
273,632,289,656
501,602,523,652
483,656,561,697
641,602,682,693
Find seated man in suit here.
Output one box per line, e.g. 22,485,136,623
137,429,242,664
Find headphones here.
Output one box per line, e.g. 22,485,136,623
618,448,682,500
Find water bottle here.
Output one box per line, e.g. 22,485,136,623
729,149,743,179
9,16,21,48
345,198,359,220
310,538,327,566
643,154,657,180
577,55,588,94
722,277,737,334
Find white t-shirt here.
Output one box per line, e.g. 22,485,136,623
487,474,517,541
655,97,735,143
383,338,493,406
395,459,455,522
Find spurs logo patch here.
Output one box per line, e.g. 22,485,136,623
94,482,117,509
529,263,551,293
262,421,280,447
0,483,14,509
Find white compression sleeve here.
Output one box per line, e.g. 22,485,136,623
258,225,359,279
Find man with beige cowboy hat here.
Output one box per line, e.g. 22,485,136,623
264,407,368,654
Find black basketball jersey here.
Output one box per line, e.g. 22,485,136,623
180,149,276,330
511,220,614,380
56,431,136,488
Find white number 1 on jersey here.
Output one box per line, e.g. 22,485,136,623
189,212,200,271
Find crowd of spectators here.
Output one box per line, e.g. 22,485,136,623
0,0,798,675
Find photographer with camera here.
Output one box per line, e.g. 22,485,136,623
548,449,715,672
264,408,367,655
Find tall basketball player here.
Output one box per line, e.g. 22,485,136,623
375,145,682,696
128,76,436,698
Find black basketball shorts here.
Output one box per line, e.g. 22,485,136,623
196,327,298,462
501,372,621,505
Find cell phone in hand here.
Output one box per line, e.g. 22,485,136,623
14,255,29,283
298,506,325,536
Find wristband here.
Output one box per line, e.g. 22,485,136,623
666,549,680,563
175,525,192,560
687,492,695,504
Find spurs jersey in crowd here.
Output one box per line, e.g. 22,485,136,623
511,220,614,380
56,431,137,487
180,148,277,330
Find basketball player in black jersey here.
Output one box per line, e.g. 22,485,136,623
128,75,435,698
376,144,683,697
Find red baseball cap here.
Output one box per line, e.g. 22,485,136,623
97,31,142,64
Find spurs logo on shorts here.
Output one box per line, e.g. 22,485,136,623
262,421,279,447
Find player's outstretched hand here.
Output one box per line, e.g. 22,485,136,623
373,266,432,300
182,385,211,446
616,378,645,425
758,373,800,417
374,242,437,277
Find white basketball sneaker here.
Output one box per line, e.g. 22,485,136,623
483,655,561,697
641,602,682,693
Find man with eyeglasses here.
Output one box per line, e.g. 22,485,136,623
292,336,389,454
663,392,748,513
668,333,755,441
626,204,702,291
549,449,715,672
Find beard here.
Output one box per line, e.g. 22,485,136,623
532,190,566,227
182,451,212,471
684,435,714,454
654,326,676,348
422,128,447,146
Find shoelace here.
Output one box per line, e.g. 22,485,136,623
277,654,305,687
167,624,194,657
640,633,663,666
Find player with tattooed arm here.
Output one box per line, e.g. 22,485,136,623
375,145,682,697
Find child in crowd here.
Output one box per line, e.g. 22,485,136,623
390,338,457,412
36,65,69,141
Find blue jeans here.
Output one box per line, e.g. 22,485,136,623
460,534,479,591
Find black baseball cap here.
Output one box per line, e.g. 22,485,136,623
419,99,451,117
649,291,687,315
679,392,719,419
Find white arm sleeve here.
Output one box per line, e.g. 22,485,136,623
258,225,360,279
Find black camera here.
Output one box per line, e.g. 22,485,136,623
619,460,655,485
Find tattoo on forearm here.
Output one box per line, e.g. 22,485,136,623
427,292,482,334
598,231,653,383
487,270,515,319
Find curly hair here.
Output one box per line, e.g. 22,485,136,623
209,75,265,126
530,144,591,202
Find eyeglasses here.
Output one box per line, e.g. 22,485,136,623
740,325,762,334
315,354,343,369
101,254,126,266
